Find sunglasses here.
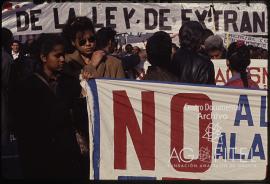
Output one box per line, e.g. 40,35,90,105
79,36,96,46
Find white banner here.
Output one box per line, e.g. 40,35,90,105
85,79,268,180
213,59,268,89
2,2,268,35
218,33,268,50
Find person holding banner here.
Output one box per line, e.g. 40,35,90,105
225,41,259,89
170,21,215,85
60,16,105,179
60,16,123,179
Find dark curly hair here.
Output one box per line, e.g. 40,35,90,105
146,31,172,69
226,41,251,88
179,21,204,51
62,16,95,52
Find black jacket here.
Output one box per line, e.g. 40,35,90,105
14,73,82,178
58,51,89,135
57,52,90,178
170,48,216,85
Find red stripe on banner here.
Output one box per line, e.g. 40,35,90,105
113,91,155,170
170,93,213,172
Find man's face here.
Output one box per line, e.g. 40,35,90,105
208,49,223,59
125,45,133,53
11,42,20,53
72,30,96,56
42,44,65,72
132,46,140,55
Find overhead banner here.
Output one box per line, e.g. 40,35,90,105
2,2,268,35
84,79,268,180
218,33,268,50
213,59,268,89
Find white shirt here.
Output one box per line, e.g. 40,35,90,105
12,50,19,60
135,60,151,80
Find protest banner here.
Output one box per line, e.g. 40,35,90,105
83,79,268,180
218,33,268,50
213,59,268,89
2,2,267,36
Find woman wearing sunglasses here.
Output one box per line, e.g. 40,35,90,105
61,16,104,79
60,16,105,179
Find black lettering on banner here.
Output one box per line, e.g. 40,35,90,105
246,36,252,41
123,8,135,29
181,9,192,25
214,10,223,31
92,7,104,28
253,12,265,33
159,9,171,30
224,10,238,32
53,8,62,29
16,11,29,32
195,10,207,27
30,10,42,31
240,11,252,32
54,8,76,29
145,8,158,30
106,7,117,29
68,8,76,22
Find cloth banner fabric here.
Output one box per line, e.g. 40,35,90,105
83,79,268,180
212,59,268,89
2,2,267,36
218,33,268,50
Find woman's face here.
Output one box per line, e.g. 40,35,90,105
42,44,65,72
72,30,96,56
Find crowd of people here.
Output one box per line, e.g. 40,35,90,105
1,16,266,179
